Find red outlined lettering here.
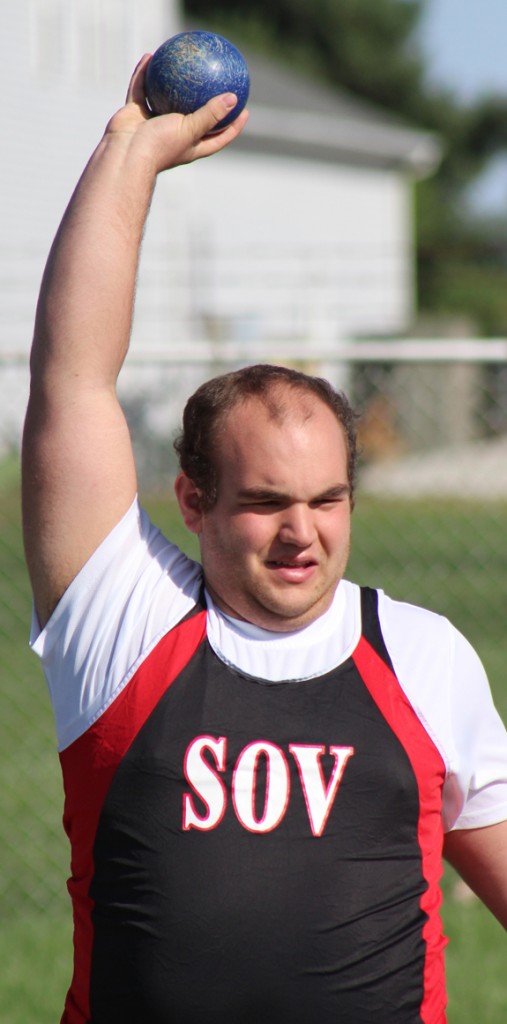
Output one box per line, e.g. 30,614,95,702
182,737,354,836
232,741,290,833
289,743,355,836
182,735,228,831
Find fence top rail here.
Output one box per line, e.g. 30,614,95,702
114,338,507,365
3,338,507,366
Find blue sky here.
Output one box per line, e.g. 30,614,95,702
420,0,507,102
418,0,507,212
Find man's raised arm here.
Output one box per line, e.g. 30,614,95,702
22,57,247,628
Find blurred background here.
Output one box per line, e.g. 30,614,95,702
1,1,507,1020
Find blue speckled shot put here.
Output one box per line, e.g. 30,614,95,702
145,31,250,131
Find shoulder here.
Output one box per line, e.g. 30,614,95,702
376,588,484,728
376,588,489,694
377,588,476,670
378,589,451,640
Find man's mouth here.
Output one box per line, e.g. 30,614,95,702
266,558,318,581
268,559,316,568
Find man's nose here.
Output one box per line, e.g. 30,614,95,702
277,505,316,547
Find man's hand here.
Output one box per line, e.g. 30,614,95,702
105,54,249,173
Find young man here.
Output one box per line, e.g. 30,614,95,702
22,58,507,1024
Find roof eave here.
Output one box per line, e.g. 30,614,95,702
238,104,442,178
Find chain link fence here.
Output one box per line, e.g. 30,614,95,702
1,344,507,1021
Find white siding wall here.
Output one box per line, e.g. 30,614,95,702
1,0,180,351
136,150,413,350
1,0,415,448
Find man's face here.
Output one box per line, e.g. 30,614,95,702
176,394,352,632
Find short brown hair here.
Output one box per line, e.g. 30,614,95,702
174,364,358,509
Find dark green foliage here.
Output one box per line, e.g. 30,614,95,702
186,0,425,116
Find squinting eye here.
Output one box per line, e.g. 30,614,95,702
239,500,279,509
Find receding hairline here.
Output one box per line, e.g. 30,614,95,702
209,386,352,504
173,363,359,509
217,384,348,438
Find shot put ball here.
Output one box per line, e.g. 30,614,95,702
144,30,250,131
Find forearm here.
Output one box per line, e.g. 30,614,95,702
30,66,245,397
444,820,507,928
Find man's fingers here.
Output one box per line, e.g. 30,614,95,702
126,55,152,107
191,106,250,159
186,93,239,140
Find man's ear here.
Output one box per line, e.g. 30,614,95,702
174,473,205,533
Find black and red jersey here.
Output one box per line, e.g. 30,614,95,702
60,589,446,1023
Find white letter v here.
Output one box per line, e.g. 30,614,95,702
289,744,355,837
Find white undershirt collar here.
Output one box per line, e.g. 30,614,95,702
204,580,361,683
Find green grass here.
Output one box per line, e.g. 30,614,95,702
1,476,506,1022
0,914,72,1024
442,871,507,1023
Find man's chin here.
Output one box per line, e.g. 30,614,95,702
204,572,341,632
245,587,337,633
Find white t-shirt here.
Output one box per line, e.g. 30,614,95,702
31,498,507,834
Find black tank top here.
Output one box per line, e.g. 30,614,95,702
61,588,447,1023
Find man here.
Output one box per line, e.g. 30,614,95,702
22,57,507,1024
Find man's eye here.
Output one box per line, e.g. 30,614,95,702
312,494,349,508
240,499,281,510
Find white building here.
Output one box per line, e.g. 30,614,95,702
0,0,440,450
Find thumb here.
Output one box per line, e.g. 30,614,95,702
187,93,239,137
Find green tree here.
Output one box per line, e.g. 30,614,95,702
185,0,426,118
416,95,507,334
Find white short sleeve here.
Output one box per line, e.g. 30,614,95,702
378,591,507,832
31,499,202,751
